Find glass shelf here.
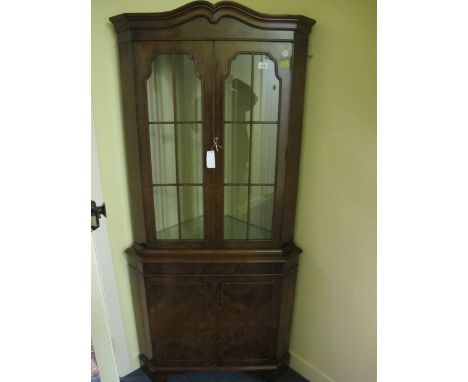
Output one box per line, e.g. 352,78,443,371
156,215,203,240
156,216,271,240
223,215,271,240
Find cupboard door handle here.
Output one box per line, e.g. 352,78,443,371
91,200,106,231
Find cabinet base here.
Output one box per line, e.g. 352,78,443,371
139,353,289,382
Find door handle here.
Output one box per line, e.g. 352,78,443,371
91,200,106,231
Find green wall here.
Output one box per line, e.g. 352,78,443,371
92,0,376,380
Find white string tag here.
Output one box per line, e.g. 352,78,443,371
207,137,221,168
206,150,215,168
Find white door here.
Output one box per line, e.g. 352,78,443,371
91,118,132,380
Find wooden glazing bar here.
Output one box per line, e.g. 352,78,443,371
149,121,202,125
225,121,278,125
171,54,182,239
153,183,203,187
223,183,275,186
246,53,255,240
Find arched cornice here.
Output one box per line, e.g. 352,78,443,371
110,1,316,35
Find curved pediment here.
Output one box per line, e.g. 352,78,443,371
110,1,316,36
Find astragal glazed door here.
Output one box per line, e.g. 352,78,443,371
144,41,292,249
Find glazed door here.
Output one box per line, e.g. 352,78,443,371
139,41,293,248
213,42,294,248
137,42,216,248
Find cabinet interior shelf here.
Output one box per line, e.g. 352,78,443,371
156,215,271,240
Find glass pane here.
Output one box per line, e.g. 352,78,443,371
179,186,204,239
224,186,248,239
174,55,202,121
149,124,176,184
253,55,279,122
177,124,203,183
248,186,274,239
250,124,277,184
147,54,204,242
225,55,252,122
153,186,179,239
224,123,250,183
147,54,174,122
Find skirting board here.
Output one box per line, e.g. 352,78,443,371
289,351,334,382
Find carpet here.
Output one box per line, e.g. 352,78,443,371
167,372,263,382
91,343,99,380
120,368,308,382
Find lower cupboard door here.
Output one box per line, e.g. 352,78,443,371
145,276,215,366
215,275,281,365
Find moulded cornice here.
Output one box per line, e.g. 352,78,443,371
110,1,316,35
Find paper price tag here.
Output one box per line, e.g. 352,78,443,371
206,150,216,168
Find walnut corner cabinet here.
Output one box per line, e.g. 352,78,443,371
110,2,315,381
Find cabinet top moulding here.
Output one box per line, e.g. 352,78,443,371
110,1,316,44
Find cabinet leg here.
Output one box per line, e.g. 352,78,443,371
153,374,167,382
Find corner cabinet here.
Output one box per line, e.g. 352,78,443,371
110,2,315,381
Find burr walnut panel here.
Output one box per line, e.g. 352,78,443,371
145,276,215,366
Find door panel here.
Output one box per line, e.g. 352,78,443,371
145,276,215,366
215,275,281,365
